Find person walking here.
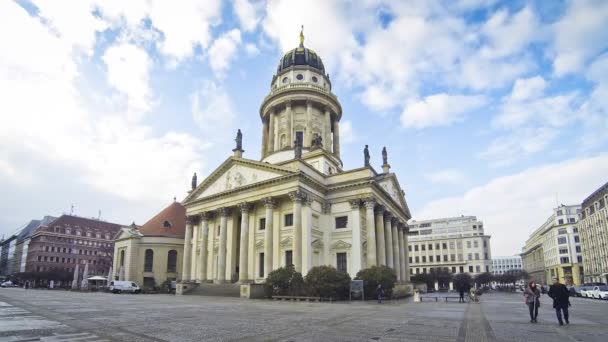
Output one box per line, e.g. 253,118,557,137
524,281,541,323
548,277,571,326
458,284,466,303
377,284,384,304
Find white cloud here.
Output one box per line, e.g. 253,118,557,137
552,0,608,76
479,7,539,59
478,127,558,167
416,155,608,255
340,120,355,144
191,81,237,143
510,76,547,101
102,43,152,116
426,169,467,185
244,43,260,56
234,0,261,32
208,29,242,78
400,94,486,129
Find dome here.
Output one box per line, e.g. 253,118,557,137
276,27,325,74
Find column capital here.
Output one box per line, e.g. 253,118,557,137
263,197,277,209
349,199,361,210
363,197,376,209
200,212,213,221
285,100,293,108
374,205,385,215
303,196,313,207
185,215,200,225
288,190,307,203
305,99,313,107
239,202,253,213
217,207,231,217
383,211,393,221
391,217,399,226
322,202,332,214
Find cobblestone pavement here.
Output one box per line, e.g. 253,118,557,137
1,288,606,341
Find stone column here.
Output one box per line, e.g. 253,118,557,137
363,198,377,267
182,217,193,281
261,118,269,158
324,107,332,154
263,197,276,278
289,190,306,273
217,207,230,283
349,200,362,275
332,120,340,158
374,206,386,266
199,212,210,282
190,217,200,281
397,222,406,283
391,217,400,282
286,101,293,147
384,212,394,268
238,203,251,283
302,197,313,273
403,224,410,282
268,109,275,154
305,100,313,147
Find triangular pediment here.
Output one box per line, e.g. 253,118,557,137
184,158,294,203
255,239,265,249
311,238,324,249
280,237,293,248
376,174,411,218
114,226,143,241
331,240,352,250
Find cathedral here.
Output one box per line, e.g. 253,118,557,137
179,32,413,285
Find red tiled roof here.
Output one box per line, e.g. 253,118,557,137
139,201,186,238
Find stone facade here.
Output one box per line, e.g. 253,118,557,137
180,38,412,285
407,216,492,276
578,181,608,283
521,204,583,285
492,256,522,275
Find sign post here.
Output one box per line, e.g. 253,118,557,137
350,280,364,301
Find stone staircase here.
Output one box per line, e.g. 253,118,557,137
185,283,241,297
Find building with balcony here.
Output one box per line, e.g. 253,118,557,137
492,255,522,275
578,181,608,284
407,216,492,276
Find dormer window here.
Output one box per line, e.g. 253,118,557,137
65,229,71,235
163,220,172,228
76,230,81,236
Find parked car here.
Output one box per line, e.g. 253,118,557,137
0,281,17,288
108,281,141,294
590,285,608,299
572,286,584,297
580,286,593,298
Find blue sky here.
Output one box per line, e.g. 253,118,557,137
0,0,607,256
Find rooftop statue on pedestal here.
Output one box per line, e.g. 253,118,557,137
191,172,197,190
382,147,388,165
364,145,370,166
234,129,243,151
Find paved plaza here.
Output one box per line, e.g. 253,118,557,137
1,288,607,342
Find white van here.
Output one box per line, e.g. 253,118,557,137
109,281,141,294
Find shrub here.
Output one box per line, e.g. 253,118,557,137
355,265,397,299
304,266,351,300
264,266,304,297
453,273,473,291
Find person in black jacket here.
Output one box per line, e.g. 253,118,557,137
548,277,571,325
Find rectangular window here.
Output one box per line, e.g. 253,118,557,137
559,248,568,254
557,237,567,244
415,256,420,263
484,253,488,260
414,245,419,252
467,241,471,248
469,266,474,272
449,242,455,249
451,267,456,273
259,253,264,277
560,257,570,264
473,241,478,248
428,244,433,250
295,131,303,145
410,269,414,275
483,240,487,248
569,218,576,223
409,257,412,263
450,254,455,261
421,244,426,251
285,250,293,267
476,266,480,273
459,266,464,273
422,267,427,274
259,218,266,231
422,256,427,263
435,243,440,249
468,253,472,260
284,214,293,227
335,216,348,229
558,219,564,225
575,246,581,253
577,256,583,263
336,252,347,272
443,255,448,262
429,256,433,262
442,243,447,249
558,228,567,235
485,266,489,272
574,236,580,243
457,241,462,248
408,245,412,252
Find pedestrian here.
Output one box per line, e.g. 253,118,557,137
548,277,570,326
458,284,466,303
524,281,541,323
24,281,29,290
377,284,384,304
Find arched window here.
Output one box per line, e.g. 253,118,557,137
144,249,154,272
120,250,125,266
167,250,177,273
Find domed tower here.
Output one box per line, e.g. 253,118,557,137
260,27,343,170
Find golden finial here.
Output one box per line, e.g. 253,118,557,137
299,25,304,47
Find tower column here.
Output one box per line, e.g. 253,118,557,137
391,217,400,281
190,217,200,281
263,197,276,278
384,212,394,268
286,101,293,148
182,217,193,281
324,107,332,153
216,208,230,283
289,190,305,273
268,109,275,154
261,118,269,158
374,206,386,266
302,197,313,273
398,222,406,283
332,120,340,158
349,200,362,275
305,100,313,147
402,224,410,282
198,212,210,282
363,198,377,267
238,203,251,283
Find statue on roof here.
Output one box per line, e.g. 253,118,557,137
382,146,388,165
191,172,197,190
364,145,370,166
294,138,302,159
311,135,323,149
299,25,304,47
235,129,243,151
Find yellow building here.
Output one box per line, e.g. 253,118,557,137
113,201,185,289
578,181,608,283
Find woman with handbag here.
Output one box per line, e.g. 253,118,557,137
524,281,541,323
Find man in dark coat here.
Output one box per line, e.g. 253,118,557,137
548,277,571,325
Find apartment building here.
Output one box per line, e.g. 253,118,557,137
578,181,608,284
